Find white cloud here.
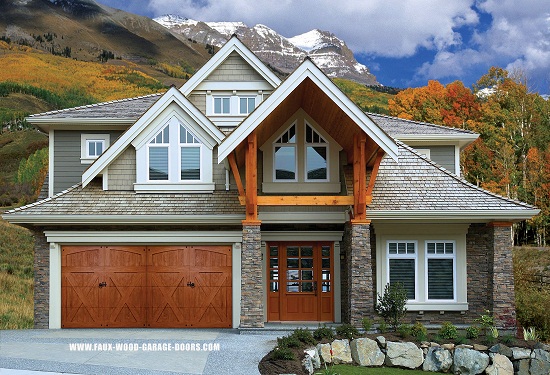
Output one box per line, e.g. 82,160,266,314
146,0,478,57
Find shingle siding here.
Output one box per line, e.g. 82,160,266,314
206,52,264,82
189,94,206,113
108,147,136,191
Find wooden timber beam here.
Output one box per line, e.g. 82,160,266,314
366,150,384,196
244,132,259,224
352,133,368,223
227,152,245,197
238,195,364,206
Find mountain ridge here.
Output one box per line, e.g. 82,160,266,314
154,15,379,85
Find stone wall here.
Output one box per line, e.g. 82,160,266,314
240,223,263,328
32,228,49,329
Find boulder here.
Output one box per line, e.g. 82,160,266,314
316,343,332,364
486,353,513,375
350,337,385,367
530,349,550,375
376,336,387,348
422,346,453,372
453,347,490,375
331,339,352,364
489,343,513,358
385,341,424,369
302,354,314,375
513,359,530,375
473,344,488,351
304,347,321,369
511,347,531,360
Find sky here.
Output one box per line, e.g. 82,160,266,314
99,0,550,94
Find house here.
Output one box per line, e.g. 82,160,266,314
3,37,539,329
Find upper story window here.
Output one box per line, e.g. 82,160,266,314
135,116,214,193
81,134,110,164
260,110,342,194
213,96,231,114
239,97,256,115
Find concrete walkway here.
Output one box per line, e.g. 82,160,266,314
0,329,283,375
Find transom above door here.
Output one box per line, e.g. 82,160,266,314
267,242,334,321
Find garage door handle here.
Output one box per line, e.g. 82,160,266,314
99,282,107,288
187,282,195,288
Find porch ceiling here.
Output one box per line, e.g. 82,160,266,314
233,77,383,166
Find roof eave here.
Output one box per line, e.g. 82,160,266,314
395,133,479,149
367,209,540,222
26,118,136,132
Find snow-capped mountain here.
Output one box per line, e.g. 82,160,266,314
154,15,378,85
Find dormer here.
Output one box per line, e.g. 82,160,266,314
181,36,281,130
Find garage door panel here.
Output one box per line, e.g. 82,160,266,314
62,245,232,328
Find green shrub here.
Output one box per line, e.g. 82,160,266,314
277,335,301,348
378,320,389,334
291,328,315,345
466,325,480,339
361,317,373,332
501,334,515,345
272,347,295,360
454,336,468,345
397,324,412,338
314,324,335,341
375,282,408,331
335,323,359,340
438,322,458,340
410,322,428,341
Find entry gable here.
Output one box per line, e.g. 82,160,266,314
82,87,224,191
218,58,398,164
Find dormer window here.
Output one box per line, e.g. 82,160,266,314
135,116,215,193
239,97,256,115
80,134,110,164
274,124,297,181
213,96,231,114
305,124,327,181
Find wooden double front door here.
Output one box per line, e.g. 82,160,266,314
267,242,334,321
61,245,232,328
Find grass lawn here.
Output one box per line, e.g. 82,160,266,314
0,216,34,329
325,365,426,374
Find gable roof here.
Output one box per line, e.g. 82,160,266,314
218,58,399,162
180,36,281,95
81,86,225,187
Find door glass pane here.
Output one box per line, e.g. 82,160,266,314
322,281,331,292
302,282,314,292
301,246,313,257
269,258,278,268
287,270,299,280
287,247,299,256
321,246,331,257
322,270,330,280
302,270,313,280
287,258,299,268
322,258,330,269
270,270,278,280
270,282,279,292
301,258,313,268
287,282,299,292
270,246,278,257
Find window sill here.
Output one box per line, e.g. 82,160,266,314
80,158,97,165
134,183,215,193
405,302,468,311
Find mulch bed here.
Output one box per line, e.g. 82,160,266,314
258,331,540,375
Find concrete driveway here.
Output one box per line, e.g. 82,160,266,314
0,329,282,375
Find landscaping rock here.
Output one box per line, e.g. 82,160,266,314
316,343,332,364
530,349,550,375
489,343,513,358
457,344,474,349
513,359,530,375
350,337,385,367
473,344,488,351
511,347,532,360
331,339,352,364
422,346,452,372
302,354,314,375
453,347,490,375
385,341,424,369
376,336,386,348
486,353,513,375
304,347,320,369
442,343,455,350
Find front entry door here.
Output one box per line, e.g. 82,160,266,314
267,242,333,321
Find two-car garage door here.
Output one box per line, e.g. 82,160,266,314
61,245,232,328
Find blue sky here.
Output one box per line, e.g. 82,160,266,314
100,0,550,94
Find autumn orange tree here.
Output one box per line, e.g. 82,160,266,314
389,67,550,245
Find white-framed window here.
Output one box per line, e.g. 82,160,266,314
387,241,417,301
239,96,256,115
416,148,431,159
135,116,214,193
305,123,328,181
179,125,201,181
213,96,231,114
80,134,110,164
425,241,456,301
273,123,297,181
148,125,170,181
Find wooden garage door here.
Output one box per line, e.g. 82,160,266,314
62,245,231,328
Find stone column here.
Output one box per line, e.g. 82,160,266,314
32,228,49,329
489,223,516,329
240,223,264,328
343,221,375,327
